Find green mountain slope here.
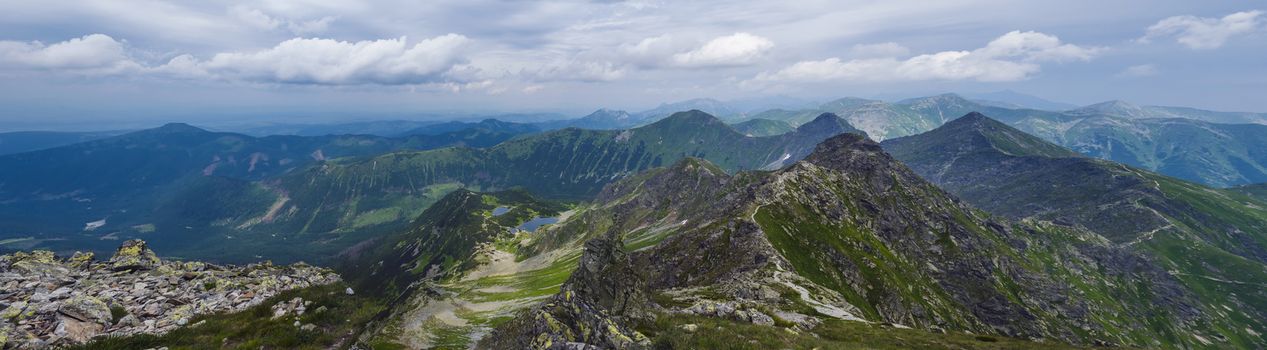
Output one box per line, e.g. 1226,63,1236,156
1231,183,1267,202
0,123,539,261
0,130,129,155
1068,100,1267,124
1012,115,1267,187
537,109,635,130
7,111,862,263
731,118,795,136
885,112,1267,348
396,118,541,137
254,110,861,231
472,133,1231,349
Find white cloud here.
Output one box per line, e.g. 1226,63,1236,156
229,5,336,35
620,34,689,68
286,16,336,35
1142,10,1263,49
976,31,1101,62
1116,64,1159,78
850,42,910,58
158,34,469,85
527,60,626,82
521,84,544,93
229,6,281,31
670,32,773,67
0,34,140,73
746,30,1099,85
620,32,773,68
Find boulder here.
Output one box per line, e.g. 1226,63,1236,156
58,295,111,325
109,239,161,271
68,251,95,269
8,250,69,277
55,295,111,343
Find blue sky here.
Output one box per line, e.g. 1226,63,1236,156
0,1,1263,130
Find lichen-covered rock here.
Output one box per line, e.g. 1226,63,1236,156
8,250,68,277
55,295,113,343
109,239,161,271
59,295,111,325
0,240,341,348
67,252,94,269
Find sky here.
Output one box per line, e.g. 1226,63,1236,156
0,0,1264,130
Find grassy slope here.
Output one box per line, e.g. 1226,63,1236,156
70,283,384,350
642,316,1096,350
730,118,795,136
885,114,1267,348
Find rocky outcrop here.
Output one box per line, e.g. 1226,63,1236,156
0,240,340,348
108,239,161,271
480,235,652,349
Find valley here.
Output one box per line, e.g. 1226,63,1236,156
3,103,1267,350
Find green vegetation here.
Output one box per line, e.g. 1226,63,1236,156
730,118,795,136
641,316,1095,350
69,283,384,350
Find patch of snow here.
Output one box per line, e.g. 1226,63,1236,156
84,219,106,231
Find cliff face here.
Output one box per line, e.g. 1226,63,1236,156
0,240,339,348
479,133,1225,349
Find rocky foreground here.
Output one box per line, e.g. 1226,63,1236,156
0,240,340,349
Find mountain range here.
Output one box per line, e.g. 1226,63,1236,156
0,111,862,263
885,114,1267,347
343,127,1267,349
4,92,1267,348
727,93,1267,188
0,130,130,156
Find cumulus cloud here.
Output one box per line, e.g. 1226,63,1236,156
1141,10,1263,49
670,32,773,67
1116,64,1159,78
621,32,773,68
0,34,140,73
746,31,1099,85
157,34,470,85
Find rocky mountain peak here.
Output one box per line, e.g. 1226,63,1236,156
798,112,845,128
885,112,1080,159
801,133,895,172
655,109,724,126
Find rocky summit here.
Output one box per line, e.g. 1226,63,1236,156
0,239,339,349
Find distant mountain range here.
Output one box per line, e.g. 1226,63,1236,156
717,93,1267,187
3,92,1264,190
6,105,1267,348
0,130,130,156
0,111,862,263
343,128,1267,349
0,122,542,260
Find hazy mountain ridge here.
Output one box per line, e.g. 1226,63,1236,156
716,93,1267,187
0,130,131,156
1012,115,1267,187
0,111,863,264
0,123,544,261
885,112,1267,348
